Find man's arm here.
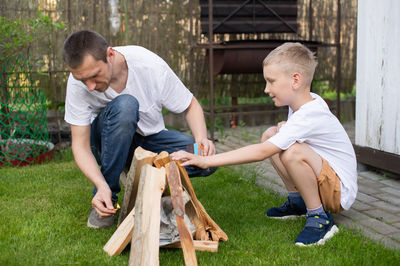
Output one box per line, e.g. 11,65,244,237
70,125,116,217
184,96,215,156
171,141,282,169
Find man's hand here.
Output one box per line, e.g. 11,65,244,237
92,186,117,217
171,150,209,169
198,138,216,156
184,97,216,156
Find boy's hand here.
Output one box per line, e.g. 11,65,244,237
260,121,287,142
171,150,208,169
261,127,277,142
277,121,286,131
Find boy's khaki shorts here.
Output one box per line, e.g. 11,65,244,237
317,158,343,213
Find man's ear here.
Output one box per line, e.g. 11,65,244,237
106,47,115,62
292,72,302,90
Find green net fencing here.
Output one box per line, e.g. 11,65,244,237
0,54,52,167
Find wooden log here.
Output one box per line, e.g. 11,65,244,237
129,165,166,266
103,207,136,256
118,147,157,226
165,240,219,252
176,163,228,242
154,155,228,243
165,162,197,266
153,151,171,168
119,169,127,188
153,151,171,196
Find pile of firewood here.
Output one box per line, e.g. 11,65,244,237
103,147,228,266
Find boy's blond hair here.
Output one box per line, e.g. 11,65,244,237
263,42,317,88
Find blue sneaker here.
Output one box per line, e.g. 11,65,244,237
295,213,339,246
266,197,306,219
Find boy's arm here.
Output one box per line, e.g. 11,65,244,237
171,141,281,169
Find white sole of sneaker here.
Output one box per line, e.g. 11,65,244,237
87,220,100,229
295,225,339,247
267,214,306,220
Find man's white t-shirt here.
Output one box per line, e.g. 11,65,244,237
64,46,193,136
268,93,357,210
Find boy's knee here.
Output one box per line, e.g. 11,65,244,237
280,143,304,163
260,126,278,142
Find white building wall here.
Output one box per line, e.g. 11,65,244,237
356,0,400,155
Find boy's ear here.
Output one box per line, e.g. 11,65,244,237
291,72,302,90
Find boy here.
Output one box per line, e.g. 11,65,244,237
171,42,358,246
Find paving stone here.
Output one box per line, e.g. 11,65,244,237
383,237,400,250
358,180,387,195
351,200,375,211
259,165,278,175
374,193,400,205
256,170,282,184
391,233,400,243
215,143,231,152
381,186,400,198
358,217,399,235
358,171,385,182
335,220,390,246
354,225,383,241
377,237,400,250
255,178,286,196
358,183,383,195
380,179,400,190
365,209,400,223
392,222,400,229
332,213,355,226
340,208,370,221
248,131,263,139
369,201,400,214
255,164,284,184
269,175,283,184
255,170,284,186
358,227,400,250
356,192,380,203
358,178,387,189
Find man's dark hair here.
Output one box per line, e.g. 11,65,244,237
62,30,108,68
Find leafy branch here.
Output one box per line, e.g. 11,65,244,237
0,11,65,64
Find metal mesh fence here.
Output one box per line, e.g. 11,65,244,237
0,54,52,167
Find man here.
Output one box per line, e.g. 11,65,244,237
62,30,216,228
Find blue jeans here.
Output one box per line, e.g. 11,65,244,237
90,95,217,202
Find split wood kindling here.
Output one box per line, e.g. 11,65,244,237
103,147,228,265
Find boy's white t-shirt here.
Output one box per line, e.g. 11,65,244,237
267,93,357,210
64,46,193,136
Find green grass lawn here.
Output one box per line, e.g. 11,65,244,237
1,150,399,265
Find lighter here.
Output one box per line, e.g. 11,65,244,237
187,143,205,156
